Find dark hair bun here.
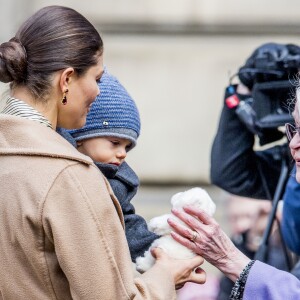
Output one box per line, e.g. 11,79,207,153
0,37,27,83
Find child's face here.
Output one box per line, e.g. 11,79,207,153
77,136,132,166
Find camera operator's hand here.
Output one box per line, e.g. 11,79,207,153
236,83,251,95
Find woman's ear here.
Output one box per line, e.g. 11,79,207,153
59,67,75,92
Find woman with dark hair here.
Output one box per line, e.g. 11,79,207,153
0,6,205,299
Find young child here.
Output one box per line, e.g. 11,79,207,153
58,69,158,262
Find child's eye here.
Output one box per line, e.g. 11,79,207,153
111,140,120,146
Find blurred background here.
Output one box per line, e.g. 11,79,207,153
1,1,300,298
2,0,300,184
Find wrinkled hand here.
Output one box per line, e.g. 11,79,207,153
151,247,206,289
168,206,250,282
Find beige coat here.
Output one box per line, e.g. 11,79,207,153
0,115,175,300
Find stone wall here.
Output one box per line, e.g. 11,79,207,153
1,0,300,183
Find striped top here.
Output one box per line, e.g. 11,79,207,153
1,97,53,129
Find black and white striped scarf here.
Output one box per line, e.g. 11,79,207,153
1,97,52,129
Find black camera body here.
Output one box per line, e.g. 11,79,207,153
251,80,294,130
228,42,300,145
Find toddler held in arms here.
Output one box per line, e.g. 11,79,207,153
58,69,159,262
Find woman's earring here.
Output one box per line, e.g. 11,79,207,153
62,89,69,105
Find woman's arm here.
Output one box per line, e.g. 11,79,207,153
243,260,300,300
168,206,300,300
43,164,206,299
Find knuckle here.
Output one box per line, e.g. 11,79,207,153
208,224,219,236
182,227,190,238
205,228,214,238
185,215,194,226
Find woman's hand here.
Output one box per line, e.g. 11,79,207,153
167,206,251,282
151,247,206,289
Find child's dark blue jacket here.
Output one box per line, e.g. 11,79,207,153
95,161,159,261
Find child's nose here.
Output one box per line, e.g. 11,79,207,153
117,148,127,159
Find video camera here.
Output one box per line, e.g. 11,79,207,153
225,43,300,145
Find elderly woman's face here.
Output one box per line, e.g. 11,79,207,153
289,89,300,182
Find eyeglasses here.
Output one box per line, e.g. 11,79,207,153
285,123,300,141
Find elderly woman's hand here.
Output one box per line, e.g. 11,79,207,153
168,206,251,282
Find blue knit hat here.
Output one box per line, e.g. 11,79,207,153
68,68,140,150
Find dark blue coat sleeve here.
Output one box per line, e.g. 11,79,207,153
281,167,300,255
109,178,159,262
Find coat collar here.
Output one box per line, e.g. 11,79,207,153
0,114,93,166
95,162,119,178
95,161,139,188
